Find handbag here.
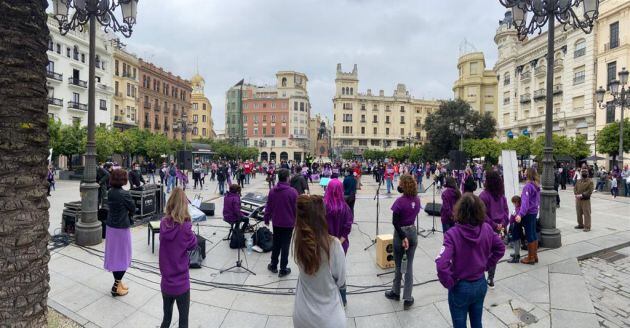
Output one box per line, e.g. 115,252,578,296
189,245,203,269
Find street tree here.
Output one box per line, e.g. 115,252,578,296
57,123,86,169
597,119,630,163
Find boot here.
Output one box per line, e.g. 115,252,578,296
111,280,128,297
533,241,539,263
520,242,536,265
119,281,129,291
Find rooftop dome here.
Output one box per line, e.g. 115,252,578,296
191,73,204,85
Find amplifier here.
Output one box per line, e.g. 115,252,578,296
199,202,215,216
376,234,395,269
424,202,442,217
62,209,77,234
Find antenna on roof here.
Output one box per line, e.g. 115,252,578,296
459,39,477,56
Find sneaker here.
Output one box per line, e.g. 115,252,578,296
574,225,584,229
267,264,278,274
488,279,495,289
384,290,400,301
403,297,414,310
278,268,291,277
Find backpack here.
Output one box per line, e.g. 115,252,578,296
253,227,273,252
229,223,246,249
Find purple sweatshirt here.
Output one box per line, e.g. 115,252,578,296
159,218,197,296
264,181,298,228
326,203,354,253
440,187,459,225
518,182,540,217
436,222,505,290
222,192,243,224
479,191,509,231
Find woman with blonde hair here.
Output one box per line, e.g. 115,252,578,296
293,195,347,328
159,188,197,328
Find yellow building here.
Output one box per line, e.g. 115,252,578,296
111,40,139,130
453,51,498,118
189,74,215,140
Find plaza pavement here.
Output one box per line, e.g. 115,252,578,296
46,174,630,327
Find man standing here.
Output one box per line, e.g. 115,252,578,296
290,171,309,195
167,161,176,193
217,164,227,195
343,168,357,214
128,162,145,189
265,169,298,277
574,167,594,232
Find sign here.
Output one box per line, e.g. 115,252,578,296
500,150,520,215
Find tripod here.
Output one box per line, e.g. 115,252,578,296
364,177,383,251
220,221,256,275
418,180,441,238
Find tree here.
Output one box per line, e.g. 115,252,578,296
145,132,172,162
95,126,124,163
597,119,630,162
531,134,573,160
569,134,590,161
341,150,354,160
57,122,86,169
463,139,502,164
48,118,63,161
424,99,496,160
503,135,532,158
0,1,50,325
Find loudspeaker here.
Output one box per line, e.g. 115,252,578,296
449,150,467,171
424,202,442,216
376,234,395,269
199,202,215,216
177,150,193,171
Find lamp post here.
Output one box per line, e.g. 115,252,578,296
176,113,188,151
499,0,600,249
52,0,138,246
449,118,473,151
596,67,629,170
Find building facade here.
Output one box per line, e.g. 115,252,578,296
190,74,215,140
226,71,311,162
594,0,630,164
111,40,139,130
494,11,597,148
138,60,192,140
332,64,439,155
452,51,498,118
46,16,114,127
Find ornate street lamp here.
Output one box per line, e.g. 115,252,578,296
499,0,600,248
52,0,139,246
449,118,473,151
596,67,629,170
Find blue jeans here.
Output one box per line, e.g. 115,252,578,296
167,176,175,192
448,278,487,328
625,181,630,197
148,173,156,184
218,181,225,195
386,179,393,193
522,213,538,242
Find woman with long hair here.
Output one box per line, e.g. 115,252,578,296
436,194,505,328
479,170,509,288
104,169,135,297
441,176,461,233
384,174,420,310
159,188,197,328
515,168,541,265
292,195,347,328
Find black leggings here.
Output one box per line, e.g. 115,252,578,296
113,271,125,280
161,290,190,328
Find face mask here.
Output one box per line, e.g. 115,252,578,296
581,173,588,178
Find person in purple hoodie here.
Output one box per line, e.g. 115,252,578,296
159,188,198,328
441,177,461,233
265,168,299,277
514,168,540,265
479,170,509,288
436,193,505,328
222,184,248,239
323,178,354,306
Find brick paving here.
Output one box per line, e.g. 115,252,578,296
580,248,630,328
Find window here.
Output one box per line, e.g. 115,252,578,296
263,115,267,122
300,102,305,111
610,22,619,49
46,61,54,73
192,115,198,123
263,127,267,135
386,128,389,135
48,39,53,51
470,62,479,75
294,101,298,111
361,114,366,122
282,127,286,134
282,140,286,146
400,128,404,135
503,91,510,104
192,127,198,136
271,115,276,123
503,72,510,86
574,39,586,58
72,92,79,102
343,114,352,122
385,116,390,124
400,106,405,112
373,127,377,134
573,66,586,85
193,103,198,110
81,53,85,63
66,47,70,57
202,115,206,122
361,104,366,111
73,46,79,60
342,126,352,134
400,116,405,124
271,127,275,134
56,43,61,54
99,99,106,110
607,61,617,89
350,88,353,95
343,103,352,110
203,103,206,110
95,55,100,68
271,140,275,147
606,102,615,123
361,127,365,134
202,128,207,136
373,115,378,123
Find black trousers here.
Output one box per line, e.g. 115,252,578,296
270,226,293,271
161,290,190,328
345,194,356,214
113,271,125,280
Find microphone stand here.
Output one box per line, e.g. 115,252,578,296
364,176,383,251
419,180,440,238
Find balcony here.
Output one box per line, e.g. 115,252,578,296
553,84,563,95
68,77,87,88
144,122,151,129
164,124,170,131
46,70,63,81
48,97,63,106
154,123,161,130
534,66,546,77
520,93,531,103
114,92,123,98
573,48,585,58
143,102,151,109
573,75,585,85
121,72,135,80
163,107,169,114
533,89,546,100
520,71,531,81
154,104,161,112
553,59,563,70
67,101,87,111
360,119,366,123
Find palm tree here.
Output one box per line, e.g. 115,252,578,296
0,1,51,326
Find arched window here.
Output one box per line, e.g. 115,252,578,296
574,39,586,58
503,72,510,85
73,46,79,60
350,88,353,95
281,77,287,87
342,87,346,95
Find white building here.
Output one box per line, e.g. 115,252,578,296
494,11,597,148
46,16,114,127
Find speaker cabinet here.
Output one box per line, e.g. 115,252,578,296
177,150,193,171
376,234,395,269
449,150,467,171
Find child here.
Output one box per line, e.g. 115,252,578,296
508,195,523,263
159,188,198,328
610,175,618,198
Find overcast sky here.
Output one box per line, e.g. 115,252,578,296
123,0,507,131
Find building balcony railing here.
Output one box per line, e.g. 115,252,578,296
121,72,136,80
68,77,87,88
46,70,63,81
520,71,531,81
553,84,563,95
67,101,87,111
48,97,63,106
573,48,586,58
573,75,585,85
553,59,563,70
534,66,546,77
533,89,546,100
114,92,123,98
520,93,531,103
143,102,151,109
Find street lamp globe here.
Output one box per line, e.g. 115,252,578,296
610,79,620,95
74,0,87,11
52,0,69,20
512,4,527,27
595,86,606,104
583,0,599,20
619,67,629,86
120,0,139,25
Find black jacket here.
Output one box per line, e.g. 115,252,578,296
128,170,145,188
290,174,309,195
106,187,136,228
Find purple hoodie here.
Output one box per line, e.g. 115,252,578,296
159,218,197,296
518,182,540,217
440,187,459,225
222,192,243,224
264,181,298,228
326,203,354,253
435,222,505,290
479,190,509,231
